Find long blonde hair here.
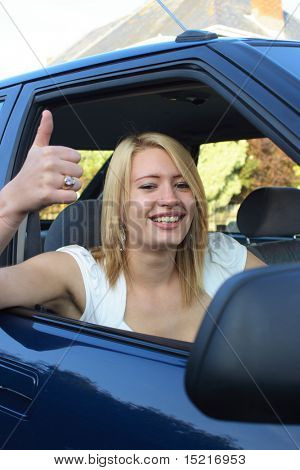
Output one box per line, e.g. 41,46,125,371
91,133,208,306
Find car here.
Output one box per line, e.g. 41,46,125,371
0,29,299,450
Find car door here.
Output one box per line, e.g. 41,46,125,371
0,40,300,450
2,308,300,450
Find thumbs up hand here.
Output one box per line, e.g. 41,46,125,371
2,110,83,226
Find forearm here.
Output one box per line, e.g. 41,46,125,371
0,182,27,256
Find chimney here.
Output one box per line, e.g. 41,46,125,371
251,0,285,36
251,0,284,21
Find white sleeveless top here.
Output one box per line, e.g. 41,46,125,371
57,232,247,332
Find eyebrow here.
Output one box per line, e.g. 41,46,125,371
135,174,182,182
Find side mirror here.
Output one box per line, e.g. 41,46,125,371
185,264,300,424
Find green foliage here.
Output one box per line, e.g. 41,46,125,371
197,140,250,214
293,165,300,189
239,154,259,191
78,150,111,195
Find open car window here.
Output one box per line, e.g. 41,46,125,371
198,137,299,234
22,77,299,348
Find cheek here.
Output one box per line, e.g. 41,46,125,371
126,202,149,229
184,196,197,219
128,191,155,219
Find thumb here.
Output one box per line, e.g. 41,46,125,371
33,110,54,147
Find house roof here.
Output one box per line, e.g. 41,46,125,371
50,0,300,66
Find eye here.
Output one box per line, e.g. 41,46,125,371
176,181,190,190
139,184,156,190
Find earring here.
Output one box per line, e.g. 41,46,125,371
120,224,126,252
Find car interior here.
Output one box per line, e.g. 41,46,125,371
21,79,300,346
37,82,299,251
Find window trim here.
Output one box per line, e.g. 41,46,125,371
7,306,192,356
0,84,22,147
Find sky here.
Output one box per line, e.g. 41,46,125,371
0,0,147,80
0,0,299,82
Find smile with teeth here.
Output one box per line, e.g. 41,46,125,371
151,215,183,223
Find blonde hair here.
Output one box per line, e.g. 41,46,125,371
91,132,208,306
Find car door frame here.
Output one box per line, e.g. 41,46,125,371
0,84,22,185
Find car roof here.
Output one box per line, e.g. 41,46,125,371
1,36,299,89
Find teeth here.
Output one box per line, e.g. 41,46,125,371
152,216,180,223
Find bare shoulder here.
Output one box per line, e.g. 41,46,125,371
29,250,86,315
244,249,267,269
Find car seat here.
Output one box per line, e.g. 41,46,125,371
237,187,300,264
43,199,102,252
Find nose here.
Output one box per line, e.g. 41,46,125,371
157,181,180,206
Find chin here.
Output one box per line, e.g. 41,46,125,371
144,237,184,252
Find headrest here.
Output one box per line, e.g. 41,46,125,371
237,187,300,237
44,199,101,252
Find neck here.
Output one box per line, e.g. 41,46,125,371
125,247,178,290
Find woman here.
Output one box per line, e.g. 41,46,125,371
0,111,265,342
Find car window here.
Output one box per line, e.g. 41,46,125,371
33,80,298,346
40,149,111,220
198,138,299,233
0,101,4,111
252,45,300,79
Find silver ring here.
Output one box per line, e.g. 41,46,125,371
63,175,76,189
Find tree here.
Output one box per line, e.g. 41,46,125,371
197,138,299,231
244,138,298,192
198,140,250,214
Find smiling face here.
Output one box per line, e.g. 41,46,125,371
125,147,196,251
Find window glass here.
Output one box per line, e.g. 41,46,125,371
0,101,4,111
253,46,300,79
40,149,111,220
198,138,299,232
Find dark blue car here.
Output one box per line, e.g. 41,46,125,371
0,30,299,449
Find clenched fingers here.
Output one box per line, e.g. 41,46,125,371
54,189,80,205
57,160,83,180
41,145,81,164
